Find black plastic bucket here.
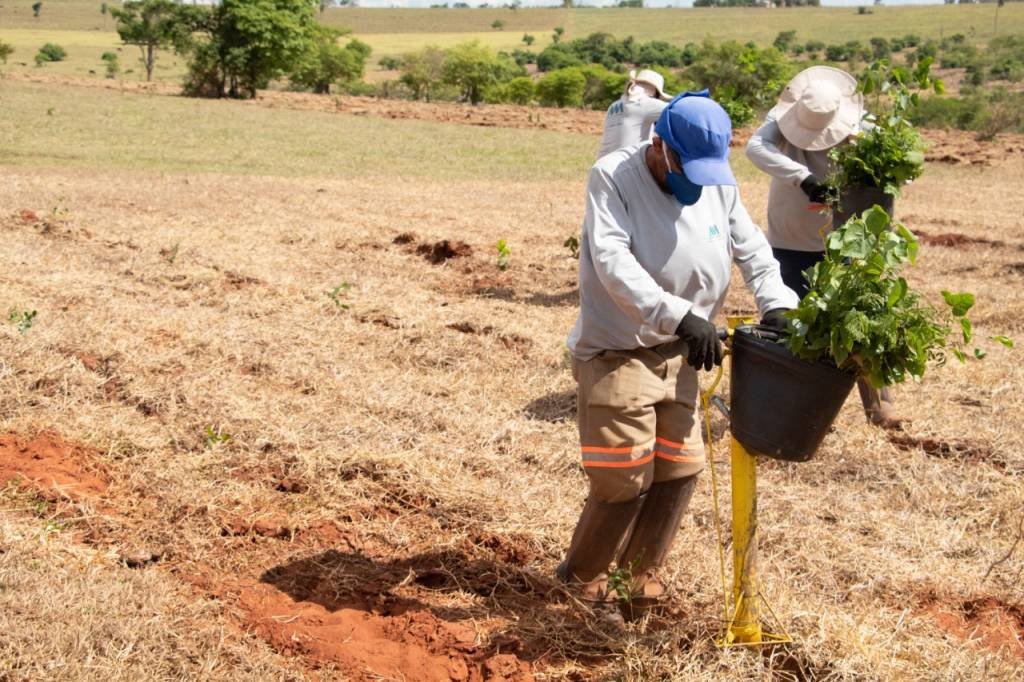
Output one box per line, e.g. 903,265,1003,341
832,186,894,229
729,326,856,462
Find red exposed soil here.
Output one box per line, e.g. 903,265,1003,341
195,570,534,681
887,433,1001,469
924,596,1024,660
0,432,108,501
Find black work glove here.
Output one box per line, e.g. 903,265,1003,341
761,307,792,333
675,311,723,372
799,175,830,204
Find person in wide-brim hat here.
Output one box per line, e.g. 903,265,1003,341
746,66,902,429
595,69,674,159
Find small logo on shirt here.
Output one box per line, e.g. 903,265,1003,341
708,224,721,241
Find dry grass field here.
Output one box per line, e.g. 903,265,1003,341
2,75,1024,681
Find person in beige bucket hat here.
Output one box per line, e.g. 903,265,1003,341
596,69,673,159
746,66,903,428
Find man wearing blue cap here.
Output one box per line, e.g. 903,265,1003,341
559,92,798,617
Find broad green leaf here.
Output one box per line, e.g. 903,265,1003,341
974,348,987,360
941,290,975,317
864,206,890,234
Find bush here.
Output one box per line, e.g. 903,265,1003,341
580,64,629,109
378,55,400,70
35,42,66,65
902,34,921,48
536,42,583,72
400,45,447,101
536,67,586,107
510,48,535,67
101,51,120,78
441,40,521,104
339,80,377,97
0,40,14,64
290,31,370,94
869,37,890,60
635,40,680,68
773,30,797,53
719,98,755,127
684,39,794,113
488,75,534,104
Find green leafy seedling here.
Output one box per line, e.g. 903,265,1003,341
496,239,511,271
605,565,633,605
204,426,231,449
8,308,37,335
327,282,352,310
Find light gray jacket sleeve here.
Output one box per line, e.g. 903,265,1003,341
585,166,693,335
745,113,812,187
728,188,801,313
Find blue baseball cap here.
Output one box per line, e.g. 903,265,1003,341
653,90,736,187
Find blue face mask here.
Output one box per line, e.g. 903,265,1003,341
662,144,703,206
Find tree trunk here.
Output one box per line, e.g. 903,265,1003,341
145,44,154,82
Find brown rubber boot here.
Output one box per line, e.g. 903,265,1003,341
556,494,646,608
615,474,699,620
857,378,903,429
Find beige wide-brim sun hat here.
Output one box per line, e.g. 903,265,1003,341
628,68,673,102
771,66,864,151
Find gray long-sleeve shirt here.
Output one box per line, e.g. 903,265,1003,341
567,144,800,361
596,95,667,159
745,112,833,252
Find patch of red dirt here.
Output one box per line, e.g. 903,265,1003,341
925,596,1024,660
887,433,1001,468
0,432,107,501
203,573,533,681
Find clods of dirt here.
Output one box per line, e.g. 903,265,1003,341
120,547,164,568
446,322,533,353
219,514,294,539
417,239,474,264
393,232,417,245
916,230,1004,248
887,433,997,467
0,432,108,501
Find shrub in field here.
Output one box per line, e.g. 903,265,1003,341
101,51,120,78
182,0,319,99
634,40,680,69
291,28,370,94
536,67,586,107
536,42,584,72
400,46,447,101
902,34,921,48
579,64,630,109
773,30,797,53
35,43,66,66
112,0,200,82
378,55,400,71
441,40,520,104
0,40,13,65
869,37,890,60
784,207,1011,387
509,49,535,67
684,39,794,114
719,97,755,127
488,76,534,105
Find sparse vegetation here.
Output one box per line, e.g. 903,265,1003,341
7,308,37,335
34,42,66,66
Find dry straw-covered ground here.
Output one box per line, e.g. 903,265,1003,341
1,79,1023,680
